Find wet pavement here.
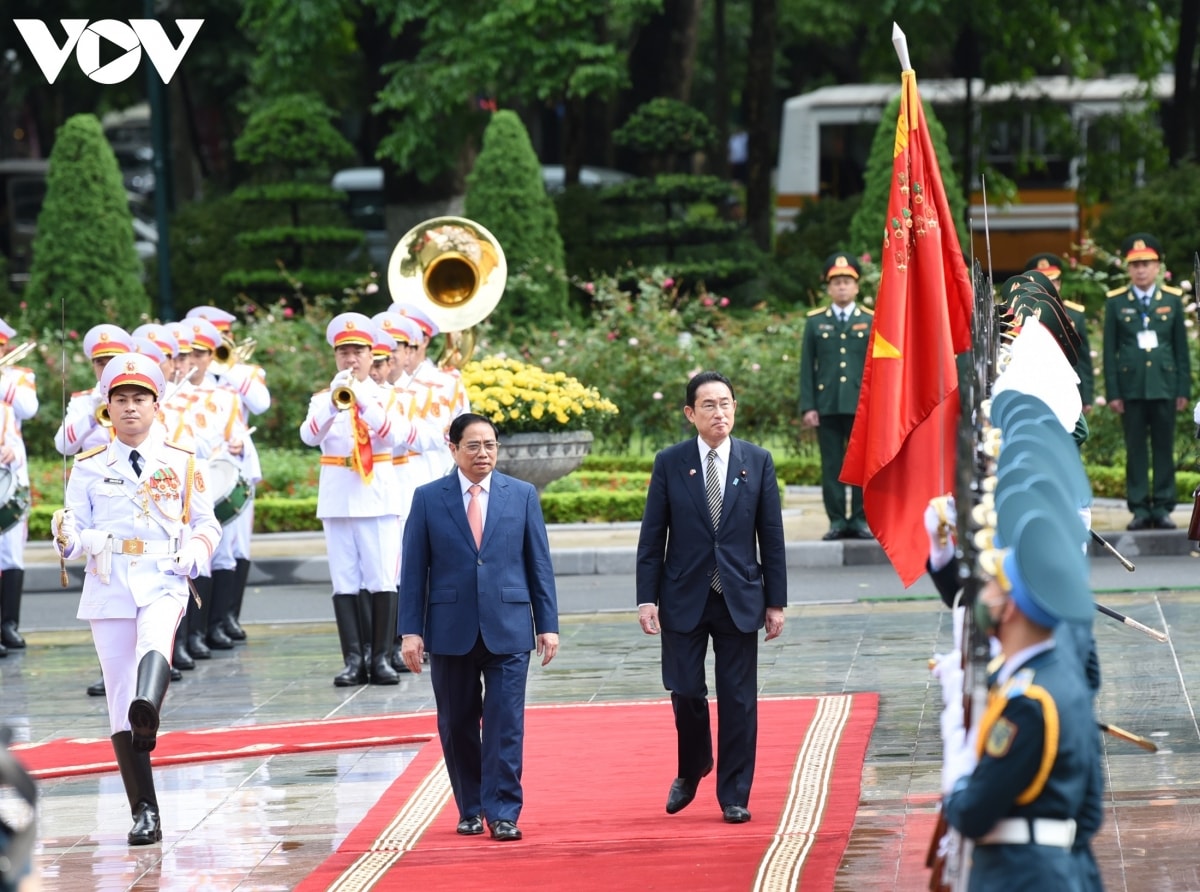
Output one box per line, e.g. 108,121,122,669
2,489,1198,890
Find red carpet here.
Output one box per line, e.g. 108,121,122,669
11,712,438,779
299,694,879,892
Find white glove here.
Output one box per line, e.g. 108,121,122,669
1193,401,1200,425
331,369,353,390
940,720,979,795
51,509,79,558
925,496,956,571
931,649,963,708
166,540,208,579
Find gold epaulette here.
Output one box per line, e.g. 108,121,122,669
857,306,875,316
1063,300,1086,313
76,445,106,461
806,306,828,317
1106,285,1130,298
1162,284,1183,296
165,439,195,454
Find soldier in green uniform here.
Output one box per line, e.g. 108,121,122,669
1102,233,1191,530
798,253,873,540
1026,253,1094,411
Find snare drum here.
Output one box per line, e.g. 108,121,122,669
208,457,252,526
0,467,31,534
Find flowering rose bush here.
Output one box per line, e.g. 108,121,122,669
460,356,619,434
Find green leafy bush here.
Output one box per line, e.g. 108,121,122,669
23,114,150,333
1091,164,1200,279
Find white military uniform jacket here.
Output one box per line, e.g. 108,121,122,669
300,377,412,519
63,430,221,620
54,387,112,456
1,402,28,486
0,365,38,425
208,362,269,484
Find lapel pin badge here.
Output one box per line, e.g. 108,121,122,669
689,469,696,476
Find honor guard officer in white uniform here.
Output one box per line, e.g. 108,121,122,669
160,322,200,447
0,399,27,659
51,352,221,846
301,313,414,687
186,306,269,643
0,318,38,653
54,325,134,456
179,317,249,657
390,302,464,478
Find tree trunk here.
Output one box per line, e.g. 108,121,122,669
744,0,777,251
1168,0,1200,164
711,0,730,180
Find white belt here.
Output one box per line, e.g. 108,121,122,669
978,818,1076,848
111,538,179,556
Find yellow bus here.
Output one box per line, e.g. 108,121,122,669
775,74,1173,274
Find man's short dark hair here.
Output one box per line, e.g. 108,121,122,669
685,371,736,408
448,413,499,445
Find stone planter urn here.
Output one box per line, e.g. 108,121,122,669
495,430,594,493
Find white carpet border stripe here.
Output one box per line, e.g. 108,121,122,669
753,693,854,892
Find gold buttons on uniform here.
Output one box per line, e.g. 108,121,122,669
839,347,846,354
839,361,846,368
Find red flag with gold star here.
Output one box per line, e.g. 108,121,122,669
839,65,973,587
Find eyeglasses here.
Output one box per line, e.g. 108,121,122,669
697,400,735,414
459,441,500,455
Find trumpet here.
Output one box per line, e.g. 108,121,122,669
213,337,257,367
331,386,356,411
95,403,112,428
0,341,37,368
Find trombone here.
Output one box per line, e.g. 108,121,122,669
0,341,37,368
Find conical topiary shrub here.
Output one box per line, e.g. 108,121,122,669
464,110,568,328
25,114,149,332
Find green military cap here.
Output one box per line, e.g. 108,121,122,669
1021,269,1060,298
992,484,1093,626
1025,253,1065,282
1120,232,1162,263
1005,290,1083,367
823,252,861,281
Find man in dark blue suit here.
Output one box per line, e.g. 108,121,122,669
399,413,559,843
636,371,788,824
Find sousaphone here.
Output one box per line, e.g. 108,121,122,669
386,216,507,368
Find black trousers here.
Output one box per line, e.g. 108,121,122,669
660,586,758,808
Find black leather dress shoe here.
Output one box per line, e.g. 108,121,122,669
186,632,212,660
666,760,713,814
1153,514,1177,530
722,805,751,824
128,802,162,845
456,815,484,835
87,678,106,697
206,625,235,650
173,642,195,670
223,615,247,642
489,820,522,841
1127,516,1151,531
170,666,183,681
847,526,874,540
821,528,844,541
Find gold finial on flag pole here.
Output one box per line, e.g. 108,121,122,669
892,23,912,72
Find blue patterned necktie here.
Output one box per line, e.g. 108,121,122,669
706,449,723,593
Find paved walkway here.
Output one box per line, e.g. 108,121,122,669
4,488,1198,890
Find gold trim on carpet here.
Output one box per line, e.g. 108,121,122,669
328,758,453,891
753,694,854,891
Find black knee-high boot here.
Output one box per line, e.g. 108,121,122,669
369,591,400,685
332,595,367,687
1,568,26,649
357,589,373,668
224,557,251,641
128,652,172,752
186,576,213,659
205,569,236,649
111,731,162,845
172,613,195,670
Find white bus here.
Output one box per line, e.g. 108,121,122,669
776,73,1173,272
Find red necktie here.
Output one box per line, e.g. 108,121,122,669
467,484,483,549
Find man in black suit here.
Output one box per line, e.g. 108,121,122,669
636,371,788,824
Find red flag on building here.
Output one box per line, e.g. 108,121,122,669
840,62,974,587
